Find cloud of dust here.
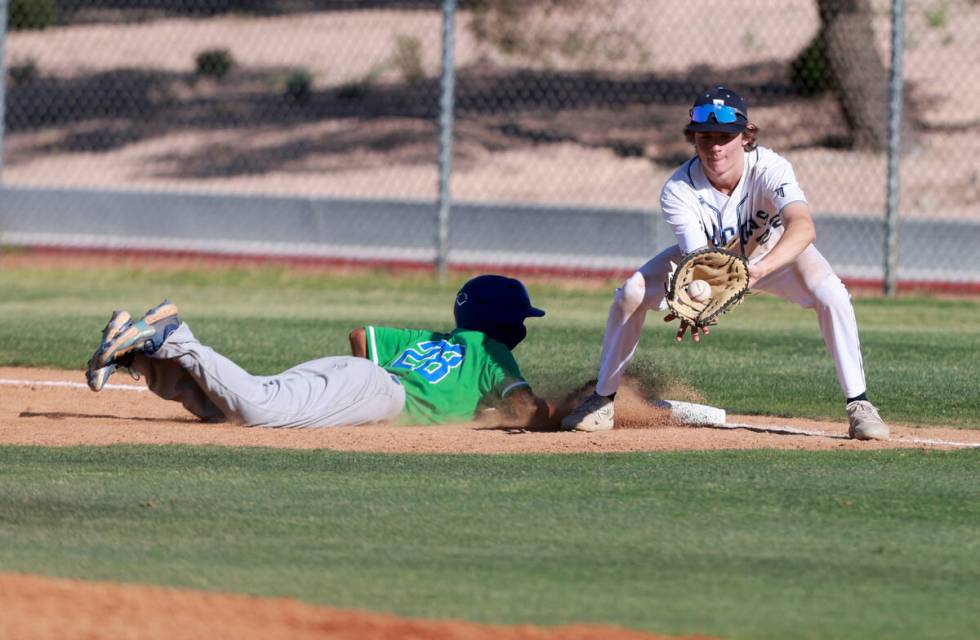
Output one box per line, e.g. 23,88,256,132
553,374,700,429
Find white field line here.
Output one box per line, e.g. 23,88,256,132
0,378,147,392
721,421,980,449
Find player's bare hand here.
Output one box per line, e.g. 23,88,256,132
664,312,709,343
747,262,769,290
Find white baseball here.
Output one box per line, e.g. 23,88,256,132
687,279,711,303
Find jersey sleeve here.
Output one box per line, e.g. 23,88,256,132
761,152,807,212
482,341,530,402
660,179,709,254
366,326,426,367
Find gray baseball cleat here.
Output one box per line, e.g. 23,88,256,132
94,299,180,368
86,354,140,392
847,400,890,440
86,310,140,392
561,392,615,432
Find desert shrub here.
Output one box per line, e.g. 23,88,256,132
337,82,369,102
466,0,650,68
195,49,235,79
337,64,384,102
790,35,835,96
9,0,58,31
8,58,39,85
924,2,949,28
284,69,313,105
390,35,426,85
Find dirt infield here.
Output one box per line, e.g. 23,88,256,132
2,366,977,639
0,573,714,640
3,366,978,454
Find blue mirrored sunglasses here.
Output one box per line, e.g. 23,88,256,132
690,103,746,124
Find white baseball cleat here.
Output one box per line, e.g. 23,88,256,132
847,400,890,440
561,393,614,432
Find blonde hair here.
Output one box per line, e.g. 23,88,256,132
684,122,759,151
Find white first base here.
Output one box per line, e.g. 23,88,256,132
651,399,726,426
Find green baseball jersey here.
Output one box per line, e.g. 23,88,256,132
366,326,529,425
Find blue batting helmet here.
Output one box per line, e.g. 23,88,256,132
453,275,545,349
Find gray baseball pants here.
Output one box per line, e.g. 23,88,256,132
131,323,405,428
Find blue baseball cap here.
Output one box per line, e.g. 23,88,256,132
687,86,748,134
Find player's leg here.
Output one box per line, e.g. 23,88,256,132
150,322,404,428
754,246,889,440
596,246,682,394
754,246,866,395
146,321,291,426
129,353,227,422
87,302,226,421
261,356,406,428
561,245,682,432
89,301,402,427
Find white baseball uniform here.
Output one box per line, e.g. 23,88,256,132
595,146,867,399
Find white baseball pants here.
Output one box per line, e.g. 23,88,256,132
595,244,867,399
132,323,405,428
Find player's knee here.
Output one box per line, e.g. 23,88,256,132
812,274,850,310
614,271,647,318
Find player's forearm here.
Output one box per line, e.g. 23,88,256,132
753,205,815,278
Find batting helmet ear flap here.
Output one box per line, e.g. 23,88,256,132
492,323,527,350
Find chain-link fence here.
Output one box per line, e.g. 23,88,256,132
1,0,978,286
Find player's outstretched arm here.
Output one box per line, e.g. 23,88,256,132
500,387,557,429
348,327,367,358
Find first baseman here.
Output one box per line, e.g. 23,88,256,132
562,86,889,440
85,275,556,428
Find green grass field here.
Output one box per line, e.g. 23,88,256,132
1,263,978,425
1,262,979,639
2,446,978,640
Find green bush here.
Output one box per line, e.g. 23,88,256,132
337,82,370,102
390,35,426,85
195,49,235,79
789,34,835,96
283,69,313,105
924,2,949,28
8,58,39,85
8,0,58,31
336,65,384,102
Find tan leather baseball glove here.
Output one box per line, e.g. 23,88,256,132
664,248,750,329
